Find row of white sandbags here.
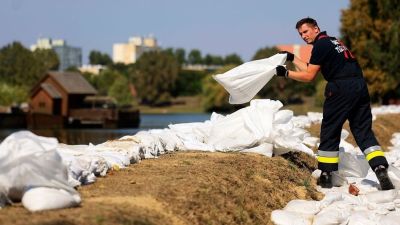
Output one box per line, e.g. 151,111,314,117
271,132,400,225
0,130,161,212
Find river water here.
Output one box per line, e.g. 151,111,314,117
0,113,212,145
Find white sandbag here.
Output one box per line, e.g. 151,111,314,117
380,211,400,225
331,171,348,187
319,192,344,208
270,210,312,225
306,112,323,124
247,99,283,141
57,144,110,182
338,151,370,178
292,115,312,128
283,199,321,215
22,187,81,212
387,166,400,188
364,189,398,204
274,109,294,125
168,122,212,148
0,131,80,211
242,143,273,157
208,99,306,152
96,139,143,164
273,137,314,156
313,201,351,225
208,107,259,151
133,131,165,158
62,154,96,185
149,129,184,151
303,136,319,148
213,53,286,104
347,211,377,225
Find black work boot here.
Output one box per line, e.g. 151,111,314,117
318,171,333,188
374,165,395,190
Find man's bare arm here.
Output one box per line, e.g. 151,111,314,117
288,63,320,82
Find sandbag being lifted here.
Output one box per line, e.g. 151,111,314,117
213,53,286,104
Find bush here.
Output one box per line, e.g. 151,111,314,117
0,84,28,106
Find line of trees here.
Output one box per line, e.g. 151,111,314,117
163,48,243,66
340,0,400,102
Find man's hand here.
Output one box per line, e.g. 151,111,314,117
279,51,294,62
276,65,288,78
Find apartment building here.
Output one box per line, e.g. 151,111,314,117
113,36,159,64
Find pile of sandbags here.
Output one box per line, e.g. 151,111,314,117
0,131,81,212
272,132,400,225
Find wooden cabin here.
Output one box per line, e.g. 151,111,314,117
30,71,97,117
28,71,139,129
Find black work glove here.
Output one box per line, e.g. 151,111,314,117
279,51,294,62
275,65,288,78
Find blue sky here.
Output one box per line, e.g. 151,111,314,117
1,0,349,63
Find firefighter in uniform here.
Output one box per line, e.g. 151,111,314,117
275,17,394,190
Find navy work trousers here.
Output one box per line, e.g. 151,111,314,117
318,77,388,172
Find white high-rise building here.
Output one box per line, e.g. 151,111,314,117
113,36,159,64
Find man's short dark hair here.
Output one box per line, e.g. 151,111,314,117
296,17,319,29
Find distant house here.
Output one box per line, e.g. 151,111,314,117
29,71,139,129
30,71,97,117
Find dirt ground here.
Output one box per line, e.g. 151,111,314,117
0,114,399,225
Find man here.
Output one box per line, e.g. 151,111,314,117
276,17,394,190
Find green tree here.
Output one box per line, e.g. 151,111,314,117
0,42,43,87
204,54,224,65
133,51,179,105
108,62,131,76
341,0,400,101
108,75,134,106
188,49,202,64
224,53,243,65
0,83,29,105
33,49,59,71
172,70,207,96
252,46,279,60
163,48,186,65
174,48,186,65
93,69,122,95
89,50,112,65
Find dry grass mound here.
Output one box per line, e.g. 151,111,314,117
0,152,321,225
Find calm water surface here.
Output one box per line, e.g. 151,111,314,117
0,113,212,145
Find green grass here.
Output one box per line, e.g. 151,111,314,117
138,96,205,114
